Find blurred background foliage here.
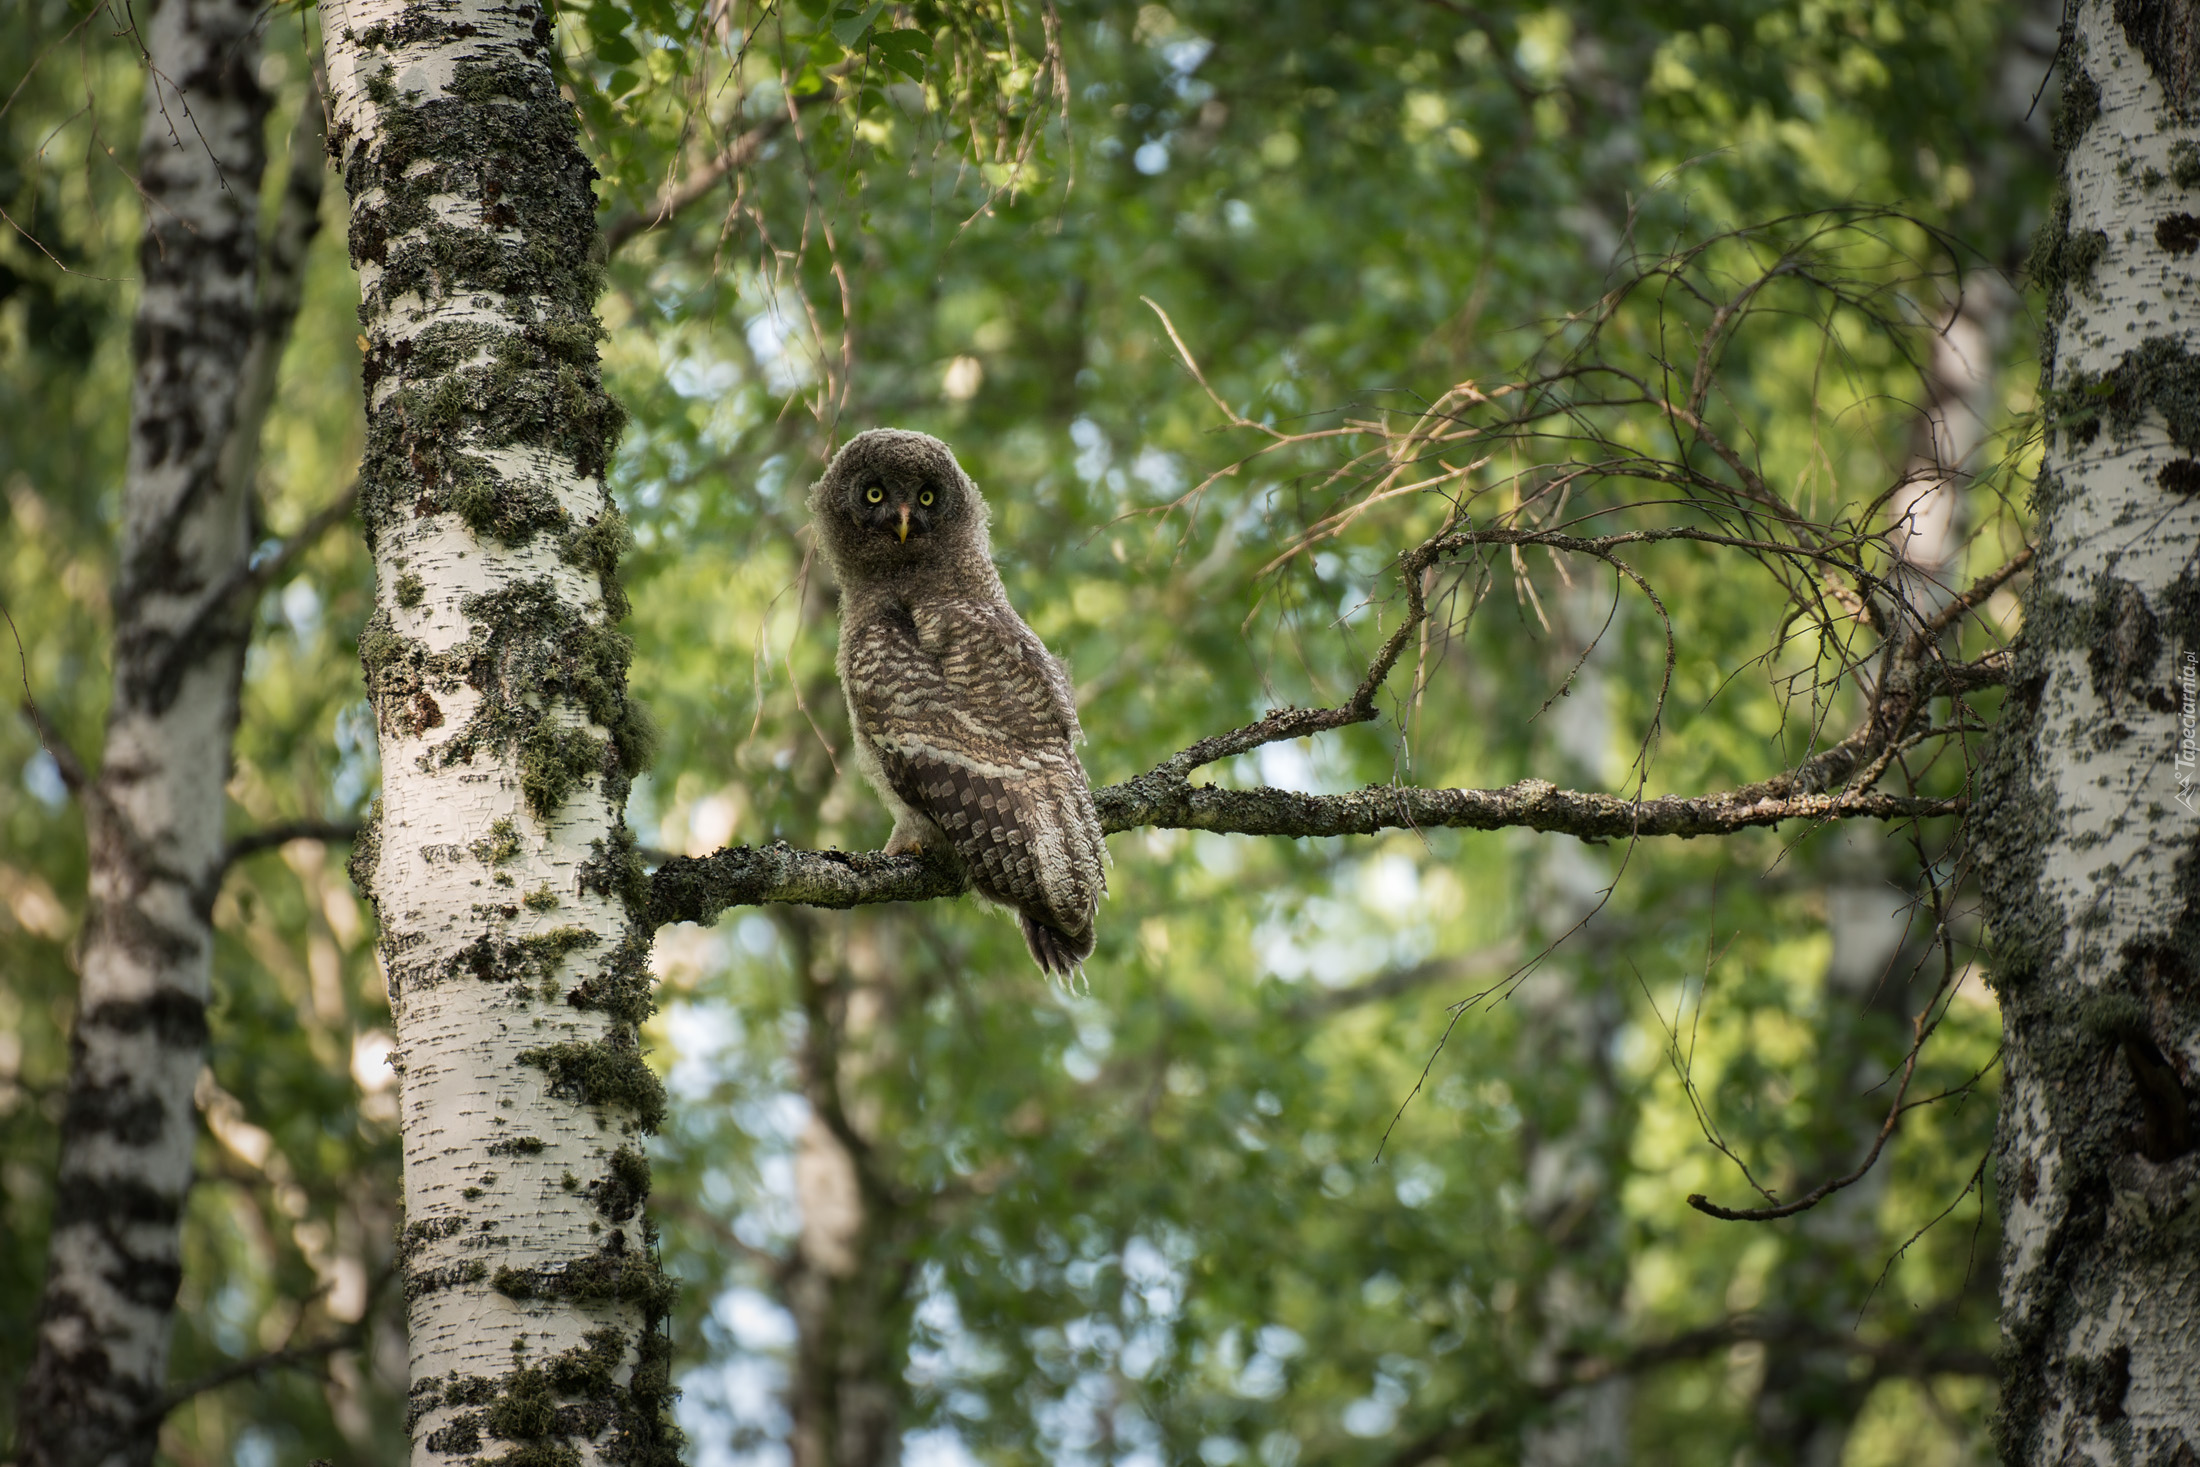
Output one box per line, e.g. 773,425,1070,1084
0,0,2054,1463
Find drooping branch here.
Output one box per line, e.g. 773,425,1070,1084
1283,942,1526,1020
601,117,787,256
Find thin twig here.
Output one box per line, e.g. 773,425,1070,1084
222,820,361,871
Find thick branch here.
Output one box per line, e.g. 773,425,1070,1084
650,843,967,929
647,774,1959,929
1101,773,1956,841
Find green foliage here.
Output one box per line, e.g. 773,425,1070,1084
591,2,2041,1461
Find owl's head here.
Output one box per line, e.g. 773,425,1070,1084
809,428,991,579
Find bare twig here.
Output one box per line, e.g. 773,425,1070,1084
1380,1310,1994,1467
222,819,361,871
601,117,788,256
17,698,91,794
1283,941,1526,1020
146,1320,367,1422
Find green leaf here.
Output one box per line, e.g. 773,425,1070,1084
872,27,929,53
790,63,826,96
594,30,640,64
831,1,885,47
867,23,929,80
606,68,639,97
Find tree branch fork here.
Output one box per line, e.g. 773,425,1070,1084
649,513,2016,933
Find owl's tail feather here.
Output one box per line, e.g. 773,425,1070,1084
1020,914,1094,983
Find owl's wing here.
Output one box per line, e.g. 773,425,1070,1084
842,599,1106,941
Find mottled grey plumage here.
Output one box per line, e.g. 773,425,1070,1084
809,428,1106,977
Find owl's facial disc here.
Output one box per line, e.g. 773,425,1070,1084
851,473,947,547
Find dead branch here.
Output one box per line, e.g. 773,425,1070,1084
601,116,789,256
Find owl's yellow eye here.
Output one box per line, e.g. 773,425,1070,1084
865,485,884,504
919,489,935,507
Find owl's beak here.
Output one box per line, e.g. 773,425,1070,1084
897,505,911,543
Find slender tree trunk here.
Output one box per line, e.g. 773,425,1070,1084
13,5,268,1463
1980,2,2200,1460
1745,831,1912,1467
1518,587,1631,1467
782,912,912,1467
319,4,675,1462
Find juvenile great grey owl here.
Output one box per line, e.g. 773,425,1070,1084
809,428,1106,977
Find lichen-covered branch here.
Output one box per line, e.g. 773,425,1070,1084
647,769,1961,929
1100,771,1960,841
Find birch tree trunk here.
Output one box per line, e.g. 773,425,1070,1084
14,4,268,1462
319,3,675,1462
1518,587,1631,1467
1980,2,2200,1459
782,912,913,1467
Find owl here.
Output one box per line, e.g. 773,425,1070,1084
809,428,1107,978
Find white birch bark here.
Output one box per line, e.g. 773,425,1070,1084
1979,2,2200,1459
14,5,268,1462
320,3,675,1461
